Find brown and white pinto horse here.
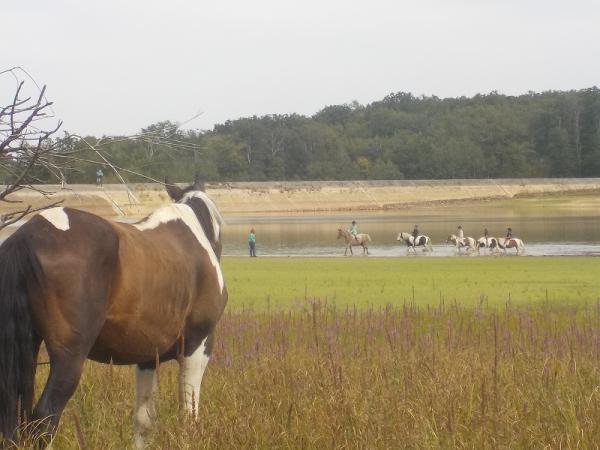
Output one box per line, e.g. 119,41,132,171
447,234,477,253
337,228,371,255
499,237,526,255
396,232,433,253
476,236,500,254
0,178,227,448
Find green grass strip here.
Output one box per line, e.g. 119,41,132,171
222,256,600,310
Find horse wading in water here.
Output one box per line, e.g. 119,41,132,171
396,232,433,253
476,236,500,252
476,236,500,254
499,237,526,255
337,228,371,256
447,234,477,253
0,177,227,448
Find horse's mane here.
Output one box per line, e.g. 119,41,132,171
179,191,225,227
181,190,225,238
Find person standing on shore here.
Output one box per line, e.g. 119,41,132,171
248,228,257,257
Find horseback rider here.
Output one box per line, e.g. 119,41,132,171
484,227,489,247
457,225,464,245
349,220,359,242
503,227,513,247
412,224,419,247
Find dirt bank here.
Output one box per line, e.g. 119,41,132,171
2,178,600,219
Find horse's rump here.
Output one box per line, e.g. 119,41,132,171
359,233,371,244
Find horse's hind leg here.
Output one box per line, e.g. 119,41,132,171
32,314,104,440
31,351,87,442
134,365,157,449
30,272,111,443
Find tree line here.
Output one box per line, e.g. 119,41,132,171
16,88,600,184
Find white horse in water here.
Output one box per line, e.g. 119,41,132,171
337,228,371,256
498,237,526,255
476,236,501,254
447,234,477,253
396,232,433,253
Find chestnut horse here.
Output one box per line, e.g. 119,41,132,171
337,228,371,256
0,178,227,448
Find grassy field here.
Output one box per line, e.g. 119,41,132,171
223,256,600,311
14,256,600,449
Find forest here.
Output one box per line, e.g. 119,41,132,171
22,87,600,183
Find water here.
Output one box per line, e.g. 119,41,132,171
3,211,599,257
223,214,600,257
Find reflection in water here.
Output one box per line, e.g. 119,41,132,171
224,215,600,257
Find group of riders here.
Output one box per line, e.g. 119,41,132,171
347,220,522,253
451,224,519,252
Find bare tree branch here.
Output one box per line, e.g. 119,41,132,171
0,68,65,228
0,200,64,227
1,67,203,229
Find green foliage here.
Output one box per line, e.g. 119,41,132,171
51,89,600,184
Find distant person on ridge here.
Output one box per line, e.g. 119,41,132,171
96,168,104,187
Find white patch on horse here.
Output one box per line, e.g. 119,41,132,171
134,367,156,450
181,337,210,418
181,191,224,241
134,204,224,292
39,207,70,231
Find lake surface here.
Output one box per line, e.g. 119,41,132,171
223,213,600,257
2,211,599,257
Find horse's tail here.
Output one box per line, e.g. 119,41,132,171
0,234,42,439
365,234,371,244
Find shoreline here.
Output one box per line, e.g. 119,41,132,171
1,178,599,219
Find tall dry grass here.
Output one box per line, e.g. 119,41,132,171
22,299,600,449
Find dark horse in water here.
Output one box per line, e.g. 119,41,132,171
0,177,228,448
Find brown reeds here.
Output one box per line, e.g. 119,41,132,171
26,298,600,448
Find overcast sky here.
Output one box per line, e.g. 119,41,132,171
3,0,600,136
